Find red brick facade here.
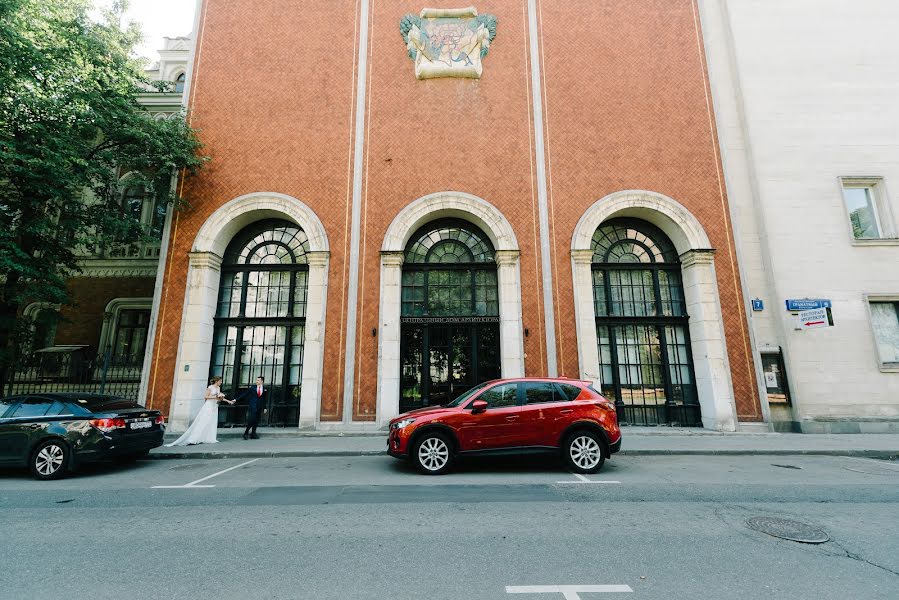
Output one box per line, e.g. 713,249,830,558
147,0,761,422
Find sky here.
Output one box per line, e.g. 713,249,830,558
98,0,197,61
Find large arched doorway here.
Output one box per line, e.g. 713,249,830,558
210,219,310,426
399,219,501,412
591,218,700,426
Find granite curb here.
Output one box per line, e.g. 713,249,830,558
148,447,899,460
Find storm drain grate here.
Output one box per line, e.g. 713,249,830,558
746,517,829,544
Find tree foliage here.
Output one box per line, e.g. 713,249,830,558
0,0,205,379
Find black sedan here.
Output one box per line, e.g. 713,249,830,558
0,393,165,480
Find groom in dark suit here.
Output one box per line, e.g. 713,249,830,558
235,376,268,440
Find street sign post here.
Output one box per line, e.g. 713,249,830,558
797,307,832,330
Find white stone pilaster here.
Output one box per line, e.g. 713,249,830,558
495,250,525,378
376,252,404,428
571,249,601,386
680,249,738,432
169,251,221,430
299,251,330,429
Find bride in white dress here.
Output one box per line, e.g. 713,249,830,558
166,376,235,446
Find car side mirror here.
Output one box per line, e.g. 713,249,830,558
471,399,488,414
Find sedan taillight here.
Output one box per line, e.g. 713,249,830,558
90,418,127,432
155,415,165,425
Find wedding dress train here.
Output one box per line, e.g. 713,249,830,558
166,399,219,446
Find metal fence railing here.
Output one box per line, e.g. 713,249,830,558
6,350,143,400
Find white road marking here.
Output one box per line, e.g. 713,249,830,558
842,456,899,471
555,473,621,484
151,458,260,489
151,485,215,489
506,584,633,598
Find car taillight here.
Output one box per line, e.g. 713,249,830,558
594,400,616,412
155,415,165,425
89,418,127,432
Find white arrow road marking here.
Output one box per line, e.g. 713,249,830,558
151,458,260,489
506,584,633,599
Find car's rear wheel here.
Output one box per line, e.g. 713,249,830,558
412,432,454,475
563,431,605,474
30,439,70,480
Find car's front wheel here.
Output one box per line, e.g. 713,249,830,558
30,439,70,480
563,431,606,474
412,432,454,475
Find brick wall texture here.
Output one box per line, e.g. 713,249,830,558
146,0,762,422
54,277,155,350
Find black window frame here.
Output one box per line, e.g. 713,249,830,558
591,218,700,426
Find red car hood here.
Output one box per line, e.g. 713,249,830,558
394,405,451,420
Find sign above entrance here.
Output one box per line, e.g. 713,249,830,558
401,316,500,324
785,298,832,312
399,7,498,80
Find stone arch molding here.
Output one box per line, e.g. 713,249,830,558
382,191,519,253
169,192,331,431
376,191,525,427
570,189,738,431
572,189,711,253
193,191,329,255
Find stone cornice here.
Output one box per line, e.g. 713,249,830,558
679,248,716,268
188,251,223,271
494,249,521,266
306,251,331,267
570,249,594,264
75,258,159,278
380,251,405,267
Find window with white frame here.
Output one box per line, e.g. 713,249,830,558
840,178,895,240
868,299,899,368
174,72,186,93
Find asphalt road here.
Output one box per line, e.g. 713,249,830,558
1,454,897,600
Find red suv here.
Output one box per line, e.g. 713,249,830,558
388,378,621,475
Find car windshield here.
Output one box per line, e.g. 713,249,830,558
70,396,142,412
444,382,490,408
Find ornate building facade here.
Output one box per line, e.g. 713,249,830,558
148,0,765,432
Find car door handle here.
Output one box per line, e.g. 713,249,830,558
505,415,520,421
28,424,42,429
559,409,574,415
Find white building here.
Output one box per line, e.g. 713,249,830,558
701,0,899,432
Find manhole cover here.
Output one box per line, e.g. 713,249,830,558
746,517,829,544
168,463,206,472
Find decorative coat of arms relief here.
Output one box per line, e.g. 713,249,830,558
399,7,498,80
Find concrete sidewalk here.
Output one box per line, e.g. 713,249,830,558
150,427,899,460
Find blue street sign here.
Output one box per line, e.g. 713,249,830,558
751,299,764,311
785,299,832,311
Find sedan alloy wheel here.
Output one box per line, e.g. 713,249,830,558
31,440,69,480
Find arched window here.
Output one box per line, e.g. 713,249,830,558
591,218,699,425
400,220,500,411
211,219,310,426
174,72,186,93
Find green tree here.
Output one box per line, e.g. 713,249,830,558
0,0,205,391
